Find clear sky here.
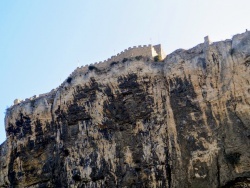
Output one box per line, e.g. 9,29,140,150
0,0,249,144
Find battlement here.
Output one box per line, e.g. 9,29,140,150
102,44,166,63
12,44,166,106
96,44,165,65
64,44,166,84
82,44,165,68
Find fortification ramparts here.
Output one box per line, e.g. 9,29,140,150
94,44,165,65
68,44,165,78
12,44,166,106
57,44,166,87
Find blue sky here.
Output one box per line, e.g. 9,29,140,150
0,0,249,143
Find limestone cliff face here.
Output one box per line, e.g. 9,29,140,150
1,32,250,188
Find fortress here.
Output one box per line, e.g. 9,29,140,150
93,44,166,65
13,44,166,105
12,36,215,106
12,37,212,106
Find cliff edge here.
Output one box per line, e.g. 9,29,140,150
1,32,250,187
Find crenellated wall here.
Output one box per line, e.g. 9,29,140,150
68,44,166,78
94,44,164,65
11,43,168,109
11,44,166,107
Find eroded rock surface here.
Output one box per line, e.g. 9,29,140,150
1,32,250,187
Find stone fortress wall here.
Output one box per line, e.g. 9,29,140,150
12,36,216,106
69,44,166,78
98,44,165,65
12,44,166,106
12,34,217,106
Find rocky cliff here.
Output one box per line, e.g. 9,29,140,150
1,32,250,188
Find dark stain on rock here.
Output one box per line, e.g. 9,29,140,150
100,74,156,185
221,177,250,188
8,148,18,186
169,77,204,149
98,128,112,140
7,113,32,138
169,76,207,184
35,119,43,136
225,152,241,166
73,77,100,103
205,102,218,130
103,74,154,127
72,168,81,181
89,153,106,182
67,104,91,126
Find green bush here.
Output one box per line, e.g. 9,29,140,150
67,77,72,84
135,56,143,61
88,65,97,71
110,61,119,66
122,58,128,63
4,106,9,114
154,55,162,62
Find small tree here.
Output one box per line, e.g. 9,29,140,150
154,55,162,62
110,61,119,66
67,77,72,84
135,56,143,61
4,106,9,115
122,58,128,63
88,65,96,71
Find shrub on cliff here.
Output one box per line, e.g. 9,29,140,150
154,55,162,62
88,65,98,71
135,56,143,61
122,58,128,63
110,61,119,66
4,106,9,114
67,77,72,84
